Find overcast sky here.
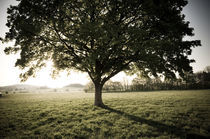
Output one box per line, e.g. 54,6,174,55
183,0,210,71
0,0,209,87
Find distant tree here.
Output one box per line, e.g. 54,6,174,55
204,66,210,73
131,77,146,91
112,81,123,91
194,66,210,89
132,77,147,85
1,0,200,107
104,81,123,91
122,77,130,91
203,66,210,84
84,81,94,93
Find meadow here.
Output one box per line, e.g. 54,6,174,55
0,90,210,138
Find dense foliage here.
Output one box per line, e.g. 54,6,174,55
1,0,201,106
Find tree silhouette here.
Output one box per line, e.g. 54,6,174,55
1,0,200,107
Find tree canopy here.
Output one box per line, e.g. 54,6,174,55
1,0,201,106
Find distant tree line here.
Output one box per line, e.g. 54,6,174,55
84,81,124,93
84,66,210,92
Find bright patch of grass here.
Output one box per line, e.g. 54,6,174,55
0,90,210,138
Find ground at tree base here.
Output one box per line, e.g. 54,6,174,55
0,90,210,138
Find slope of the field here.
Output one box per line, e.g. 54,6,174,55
0,90,210,138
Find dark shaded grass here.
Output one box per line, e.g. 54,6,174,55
0,90,210,138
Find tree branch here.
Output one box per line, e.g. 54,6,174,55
52,22,83,59
102,59,133,84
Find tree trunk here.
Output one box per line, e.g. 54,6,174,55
94,83,105,107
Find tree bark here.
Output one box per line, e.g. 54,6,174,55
94,83,105,107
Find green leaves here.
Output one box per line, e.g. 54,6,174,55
2,0,200,83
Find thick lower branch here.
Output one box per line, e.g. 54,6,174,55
102,60,133,84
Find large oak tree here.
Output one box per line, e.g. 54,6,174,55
1,0,200,107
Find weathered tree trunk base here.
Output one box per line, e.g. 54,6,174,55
94,83,105,107
94,92,105,107
94,101,106,108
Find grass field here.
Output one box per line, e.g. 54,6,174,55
0,90,210,138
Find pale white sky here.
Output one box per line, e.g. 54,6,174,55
0,0,209,88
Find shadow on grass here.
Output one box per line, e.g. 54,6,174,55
103,106,208,139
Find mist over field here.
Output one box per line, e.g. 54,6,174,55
0,83,85,93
